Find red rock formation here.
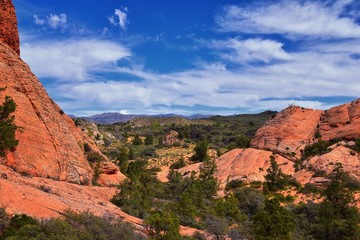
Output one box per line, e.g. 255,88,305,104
250,106,323,156
163,130,182,145
179,148,295,190
0,164,208,238
0,0,19,54
319,100,360,140
0,0,125,185
306,146,360,180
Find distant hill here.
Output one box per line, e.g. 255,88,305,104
82,112,212,124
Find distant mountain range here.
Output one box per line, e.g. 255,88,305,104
80,112,213,124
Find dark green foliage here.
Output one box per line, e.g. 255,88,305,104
86,151,104,163
301,140,332,160
234,188,265,217
144,134,154,145
145,211,181,239
300,183,320,194
128,147,135,160
351,138,360,152
235,135,251,148
140,147,157,158
83,143,91,153
0,210,145,240
191,140,209,162
311,165,360,240
293,164,360,240
252,198,295,240
264,155,299,192
225,179,244,191
322,164,355,210
133,134,143,145
205,216,228,240
0,94,19,156
169,156,185,169
214,194,243,222
2,214,38,238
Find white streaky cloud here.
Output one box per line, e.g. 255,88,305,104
216,0,360,38
50,43,360,115
47,13,67,29
21,39,131,80
209,38,291,63
33,15,45,25
108,7,128,31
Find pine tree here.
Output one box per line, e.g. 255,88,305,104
0,91,19,156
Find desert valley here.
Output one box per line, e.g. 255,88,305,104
0,0,360,239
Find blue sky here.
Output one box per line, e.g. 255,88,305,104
13,0,360,116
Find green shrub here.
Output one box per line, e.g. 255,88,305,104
132,134,143,145
145,211,181,239
170,156,186,169
300,183,320,194
301,140,332,160
225,179,244,191
191,140,209,162
0,93,19,156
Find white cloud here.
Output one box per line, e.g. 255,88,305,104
47,13,67,29
33,13,67,29
33,15,45,25
49,42,360,115
216,0,360,38
108,7,128,32
21,39,131,80
209,38,291,63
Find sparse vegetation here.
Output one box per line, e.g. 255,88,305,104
0,210,145,240
73,113,360,239
0,89,19,156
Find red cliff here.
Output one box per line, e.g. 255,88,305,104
0,0,124,185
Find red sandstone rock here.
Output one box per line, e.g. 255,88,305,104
319,100,360,140
0,164,143,229
306,146,360,180
163,130,181,145
0,0,19,54
0,164,208,237
250,106,323,156
179,148,295,190
0,0,125,185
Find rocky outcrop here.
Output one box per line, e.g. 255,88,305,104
250,106,323,156
0,0,124,185
319,99,360,140
305,146,360,180
0,0,19,54
0,164,208,238
179,148,295,190
164,130,182,145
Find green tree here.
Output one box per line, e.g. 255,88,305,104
0,93,19,156
252,198,295,240
191,140,209,162
312,163,360,240
145,211,181,240
144,134,154,145
133,134,143,145
264,155,292,192
128,147,135,160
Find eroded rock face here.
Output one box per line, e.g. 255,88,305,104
179,148,295,190
0,43,92,184
250,106,323,156
0,0,125,185
0,0,19,54
319,100,360,140
305,146,360,180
